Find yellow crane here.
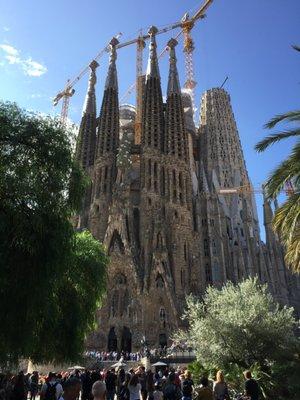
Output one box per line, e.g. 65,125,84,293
53,32,123,124
217,182,295,197
121,0,214,120
53,0,214,125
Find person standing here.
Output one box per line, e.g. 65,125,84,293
60,378,81,400
152,383,163,400
128,375,141,400
243,371,259,400
105,370,117,400
146,371,154,400
81,370,92,400
29,371,39,400
137,367,147,400
213,371,229,400
195,377,213,400
91,381,106,400
117,369,126,400
40,372,63,400
12,372,26,400
181,371,194,400
119,374,130,400
163,373,181,400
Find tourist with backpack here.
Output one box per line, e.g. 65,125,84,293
163,373,181,400
181,371,194,400
40,373,63,400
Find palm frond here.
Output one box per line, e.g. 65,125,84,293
264,141,300,198
284,228,300,273
255,129,300,152
273,193,300,240
263,110,300,129
292,45,300,52
273,194,300,273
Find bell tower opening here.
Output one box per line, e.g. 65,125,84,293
121,326,132,353
159,333,167,348
107,327,118,351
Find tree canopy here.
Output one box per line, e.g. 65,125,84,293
178,279,300,398
255,46,300,273
0,102,108,365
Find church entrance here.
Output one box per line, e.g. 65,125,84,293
107,327,118,351
121,326,132,353
159,333,167,348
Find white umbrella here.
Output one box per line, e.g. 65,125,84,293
152,361,167,366
111,361,127,368
67,365,85,370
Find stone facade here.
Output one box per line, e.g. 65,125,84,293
75,29,300,352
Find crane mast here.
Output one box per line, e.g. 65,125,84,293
53,0,214,123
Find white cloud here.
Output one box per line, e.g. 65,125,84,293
28,93,43,99
3,26,10,32
0,43,47,77
22,58,47,77
0,44,19,56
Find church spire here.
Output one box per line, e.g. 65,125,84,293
166,38,181,95
105,37,119,90
165,38,188,160
263,185,274,227
75,60,98,169
96,37,120,158
200,161,209,193
146,26,160,79
141,26,164,151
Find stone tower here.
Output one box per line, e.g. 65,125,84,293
75,60,98,228
91,38,120,242
75,39,300,351
197,88,299,308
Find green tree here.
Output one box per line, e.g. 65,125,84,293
0,102,107,365
255,47,300,273
176,278,300,398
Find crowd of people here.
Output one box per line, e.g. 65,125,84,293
84,351,143,362
0,365,260,400
85,344,193,364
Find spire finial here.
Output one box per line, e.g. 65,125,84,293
88,60,99,88
82,60,99,115
167,38,180,95
146,26,160,79
105,37,119,90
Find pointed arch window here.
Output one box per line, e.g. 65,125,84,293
154,162,158,192
159,307,166,321
160,166,165,196
205,263,212,284
156,274,164,288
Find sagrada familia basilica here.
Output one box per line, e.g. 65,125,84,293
74,27,300,352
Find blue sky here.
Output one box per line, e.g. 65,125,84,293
0,0,299,238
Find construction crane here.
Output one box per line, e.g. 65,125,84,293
217,182,295,197
53,0,214,124
54,22,182,124
53,32,123,124
220,76,229,89
121,0,214,117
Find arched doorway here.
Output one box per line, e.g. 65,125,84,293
107,327,118,351
121,326,132,353
159,333,167,348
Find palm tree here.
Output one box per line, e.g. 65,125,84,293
255,109,300,273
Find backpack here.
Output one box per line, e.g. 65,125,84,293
163,384,176,400
182,379,193,397
45,382,58,400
